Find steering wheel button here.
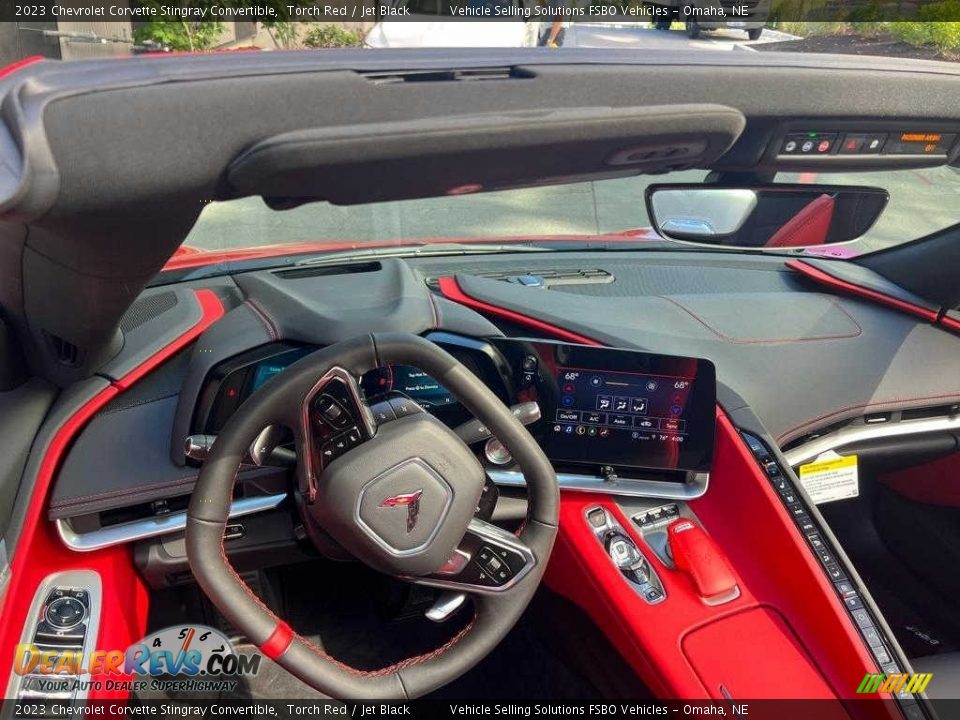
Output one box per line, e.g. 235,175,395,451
473,562,505,586
388,396,422,418
370,400,396,424
343,426,362,447
316,395,351,428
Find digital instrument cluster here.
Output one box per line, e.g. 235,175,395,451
359,365,457,408
193,341,468,434
194,337,715,475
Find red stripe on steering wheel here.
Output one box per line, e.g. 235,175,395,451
260,622,295,660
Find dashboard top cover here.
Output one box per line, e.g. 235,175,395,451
47,250,960,521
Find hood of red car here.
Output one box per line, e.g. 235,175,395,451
162,229,666,271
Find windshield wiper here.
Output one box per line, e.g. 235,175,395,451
294,242,554,267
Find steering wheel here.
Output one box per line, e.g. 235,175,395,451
186,333,559,699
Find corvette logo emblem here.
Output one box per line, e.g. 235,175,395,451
379,489,423,533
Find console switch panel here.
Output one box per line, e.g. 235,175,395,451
585,506,665,605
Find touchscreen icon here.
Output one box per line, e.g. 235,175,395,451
614,397,630,412
631,398,648,414
562,395,575,407
597,395,612,410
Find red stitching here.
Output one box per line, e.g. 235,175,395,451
295,612,478,677
215,530,477,676
777,392,960,443
50,475,198,505
246,300,278,341
49,467,255,508
427,292,441,330
657,295,863,344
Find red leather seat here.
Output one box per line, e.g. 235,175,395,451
766,193,835,248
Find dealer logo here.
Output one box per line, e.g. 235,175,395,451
14,624,261,694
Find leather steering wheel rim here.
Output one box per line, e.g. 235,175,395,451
186,333,559,699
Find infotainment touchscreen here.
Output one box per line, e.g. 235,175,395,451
493,340,716,473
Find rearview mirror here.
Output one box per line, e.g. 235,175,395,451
646,184,889,249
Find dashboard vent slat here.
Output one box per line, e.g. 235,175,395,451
43,332,82,367
901,404,960,422
361,67,532,85
427,268,613,289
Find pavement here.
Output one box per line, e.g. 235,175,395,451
183,25,960,257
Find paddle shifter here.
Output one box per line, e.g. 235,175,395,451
667,518,740,606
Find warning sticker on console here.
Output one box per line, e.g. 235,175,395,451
798,452,859,504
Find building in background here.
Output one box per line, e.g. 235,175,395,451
1,19,135,65
0,18,373,65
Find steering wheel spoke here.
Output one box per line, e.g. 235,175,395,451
300,366,375,502
414,518,536,594
187,333,558,699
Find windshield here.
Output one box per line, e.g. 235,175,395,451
182,165,960,258
15,14,960,266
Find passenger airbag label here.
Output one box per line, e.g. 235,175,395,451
798,452,859,504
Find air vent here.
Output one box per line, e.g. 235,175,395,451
43,332,81,367
901,404,960,422
273,261,382,279
427,268,613,289
361,67,532,85
97,494,191,529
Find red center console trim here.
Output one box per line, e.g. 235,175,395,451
436,276,602,346
666,517,739,604
544,410,885,706
0,289,224,699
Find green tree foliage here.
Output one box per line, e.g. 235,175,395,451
133,0,318,51
302,24,364,48
133,1,223,51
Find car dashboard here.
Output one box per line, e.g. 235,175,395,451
47,250,960,539
193,332,715,487
25,248,960,712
